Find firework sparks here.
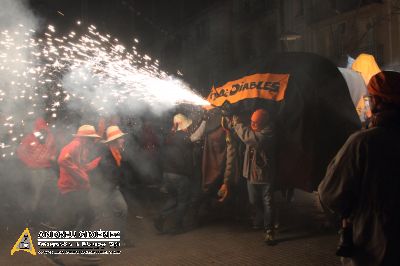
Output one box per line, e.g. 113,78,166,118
0,21,209,157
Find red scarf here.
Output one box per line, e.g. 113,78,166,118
110,146,122,167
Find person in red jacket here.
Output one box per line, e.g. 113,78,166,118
56,124,101,229
17,117,57,226
45,125,102,265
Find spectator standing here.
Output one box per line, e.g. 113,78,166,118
318,71,400,266
231,109,277,245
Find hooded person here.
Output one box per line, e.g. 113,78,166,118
16,117,57,226
17,117,56,168
318,71,400,266
94,125,133,247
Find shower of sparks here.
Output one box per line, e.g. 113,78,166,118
0,22,209,158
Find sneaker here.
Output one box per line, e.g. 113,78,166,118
43,254,65,266
264,230,276,246
153,216,165,234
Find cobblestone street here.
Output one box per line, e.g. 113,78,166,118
1,188,341,266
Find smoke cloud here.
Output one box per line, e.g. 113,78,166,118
0,0,41,156
0,0,207,231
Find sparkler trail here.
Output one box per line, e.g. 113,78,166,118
0,21,209,158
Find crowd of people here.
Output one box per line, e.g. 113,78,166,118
5,70,400,265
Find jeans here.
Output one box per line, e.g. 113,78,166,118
247,181,275,230
159,172,191,228
108,187,128,228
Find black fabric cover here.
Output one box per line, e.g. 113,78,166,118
211,52,361,191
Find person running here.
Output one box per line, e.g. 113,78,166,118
17,117,57,226
45,125,101,265
97,125,133,247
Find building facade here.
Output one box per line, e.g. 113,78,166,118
281,0,400,69
152,0,281,95
153,0,400,94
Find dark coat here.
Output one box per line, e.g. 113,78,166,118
318,111,400,266
97,146,125,189
162,130,193,177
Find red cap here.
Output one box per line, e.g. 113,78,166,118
368,71,400,105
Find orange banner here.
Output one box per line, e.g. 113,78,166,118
207,73,290,107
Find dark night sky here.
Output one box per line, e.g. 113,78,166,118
29,0,220,55
28,0,225,79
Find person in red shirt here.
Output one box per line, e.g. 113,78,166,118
56,124,101,229
45,124,102,265
17,117,57,226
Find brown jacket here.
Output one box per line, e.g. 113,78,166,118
202,115,239,188
234,122,274,184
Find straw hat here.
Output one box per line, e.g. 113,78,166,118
173,113,192,131
73,125,101,138
102,125,127,143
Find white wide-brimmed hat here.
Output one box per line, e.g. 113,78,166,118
102,125,127,143
173,113,192,131
73,125,101,138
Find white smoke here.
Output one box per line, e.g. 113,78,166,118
0,0,41,157
57,26,208,117
0,0,37,30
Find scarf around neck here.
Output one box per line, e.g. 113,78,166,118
109,145,122,167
